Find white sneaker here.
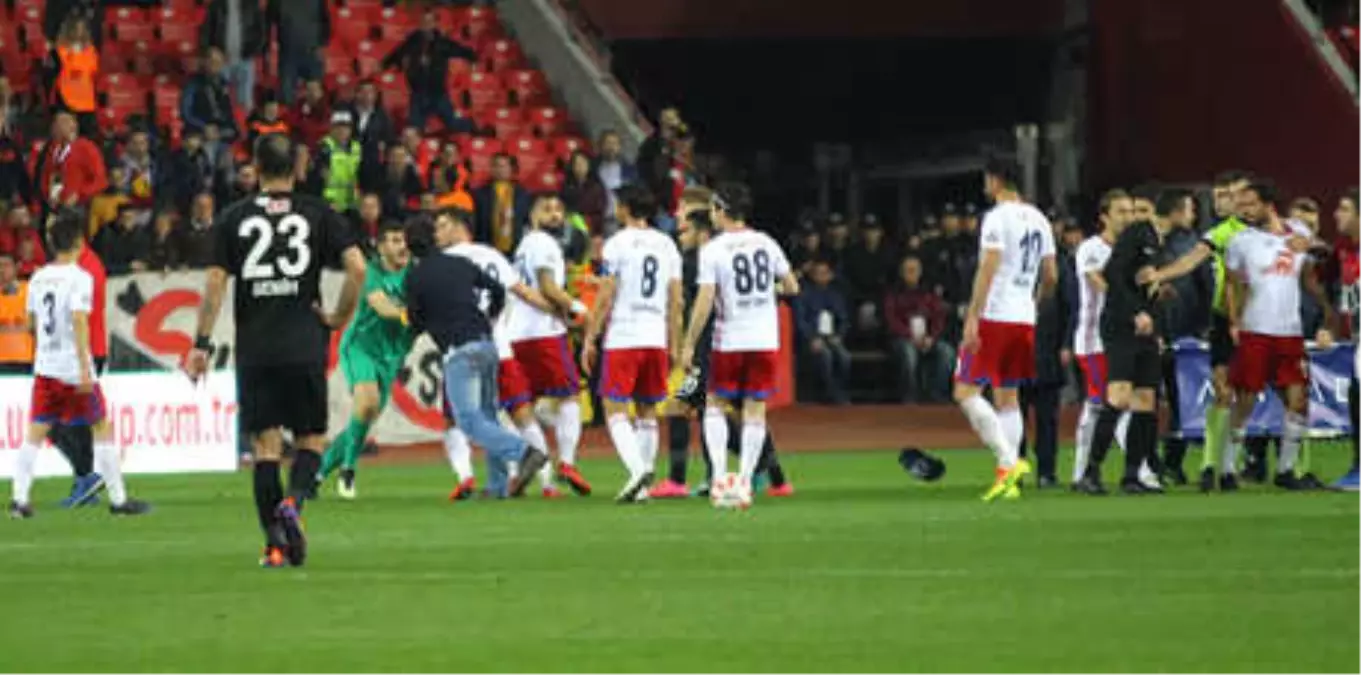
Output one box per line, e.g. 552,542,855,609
337,472,357,501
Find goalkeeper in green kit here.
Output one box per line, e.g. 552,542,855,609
317,220,413,499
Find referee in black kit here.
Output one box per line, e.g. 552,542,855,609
1076,187,1171,495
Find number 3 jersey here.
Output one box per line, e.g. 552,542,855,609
978,201,1055,326
212,192,358,366
600,226,682,350
28,262,94,384
697,228,791,353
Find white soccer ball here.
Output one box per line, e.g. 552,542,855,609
710,473,751,510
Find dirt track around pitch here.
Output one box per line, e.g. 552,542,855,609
369,403,1083,464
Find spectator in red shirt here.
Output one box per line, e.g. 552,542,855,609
0,205,47,277
1328,189,1359,340
30,110,107,229
884,256,953,403
291,79,331,148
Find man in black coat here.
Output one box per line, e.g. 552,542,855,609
200,0,269,111
1018,240,1076,487
382,9,478,134
1154,187,1210,485
181,48,240,141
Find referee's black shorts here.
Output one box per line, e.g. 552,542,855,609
237,363,328,436
1104,334,1161,389
1209,313,1235,367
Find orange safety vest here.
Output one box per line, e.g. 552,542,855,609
250,118,290,138
0,283,33,365
56,45,98,113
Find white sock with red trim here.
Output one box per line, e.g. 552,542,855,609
608,412,643,478
702,405,729,481
94,442,127,507
959,394,1016,469
443,427,474,482
635,417,659,474
555,399,582,466
12,442,38,506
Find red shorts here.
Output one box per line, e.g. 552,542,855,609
954,319,1035,388
599,347,669,403
511,335,580,398
1076,353,1108,403
31,376,106,426
498,358,533,413
1230,332,1308,392
709,350,778,401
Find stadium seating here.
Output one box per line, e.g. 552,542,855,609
50,2,581,190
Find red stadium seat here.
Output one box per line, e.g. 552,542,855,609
550,135,590,161
100,73,149,109
107,7,155,43
156,8,198,44
99,106,137,134
336,1,381,23
324,52,355,79
355,41,384,77
503,69,550,106
377,8,416,43
463,136,502,182
523,170,562,194
457,6,503,41
485,107,527,139
333,8,375,53
526,106,568,137
463,70,506,114
126,40,157,75
331,72,358,100
480,38,524,72
445,58,473,92
376,71,410,120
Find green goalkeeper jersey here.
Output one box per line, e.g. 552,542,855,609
1200,216,1248,315
340,257,412,361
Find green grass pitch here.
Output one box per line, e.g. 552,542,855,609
2,448,1357,673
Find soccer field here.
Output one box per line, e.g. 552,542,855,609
2,448,1357,673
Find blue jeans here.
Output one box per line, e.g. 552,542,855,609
443,339,528,470
893,338,955,403
224,59,256,112
279,48,322,105
410,89,474,134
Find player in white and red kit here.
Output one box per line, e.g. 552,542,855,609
508,195,592,495
581,184,684,502
953,159,1057,501
442,224,560,500
7,211,149,519
679,182,799,508
1224,180,1335,490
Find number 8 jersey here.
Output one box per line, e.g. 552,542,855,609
978,201,1055,326
213,192,357,366
601,226,682,350
697,228,792,352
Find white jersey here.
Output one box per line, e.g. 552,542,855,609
27,263,94,384
1073,235,1113,356
697,228,791,352
444,242,519,360
507,229,568,342
978,201,1056,325
1226,220,1313,337
602,227,682,350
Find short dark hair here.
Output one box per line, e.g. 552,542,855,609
615,184,656,220
377,219,406,239
685,208,713,234
1130,183,1161,205
984,156,1021,189
1213,170,1251,187
713,181,753,221
1242,178,1279,208
531,192,561,209
1155,187,1193,217
47,209,84,254
1098,188,1130,214
437,207,473,228
253,133,294,180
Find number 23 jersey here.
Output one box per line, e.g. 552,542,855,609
212,192,358,366
601,227,682,350
697,228,791,353
979,201,1055,326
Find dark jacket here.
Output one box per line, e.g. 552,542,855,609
1157,225,1214,339
265,0,330,52
181,220,216,268
161,147,219,213
0,136,32,207
795,282,850,342
381,30,478,97
560,174,608,234
95,224,150,276
472,182,532,250
350,104,396,157
406,252,503,352
1033,247,1076,384
362,164,424,219
883,283,947,341
924,233,978,305
181,73,239,137
147,227,187,271
45,0,103,46
842,240,896,302
200,0,269,58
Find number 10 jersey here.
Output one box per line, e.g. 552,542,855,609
212,191,358,366
978,201,1055,326
697,228,791,353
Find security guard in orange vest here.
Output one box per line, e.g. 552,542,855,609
0,252,33,374
51,18,99,138
246,93,291,148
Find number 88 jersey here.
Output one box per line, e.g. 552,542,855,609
601,227,682,350
979,201,1055,326
697,228,792,352
213,192,357,366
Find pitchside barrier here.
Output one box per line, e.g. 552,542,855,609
1,269,798,477
1171,338,1355,439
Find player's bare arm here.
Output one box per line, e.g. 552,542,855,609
1036,255,1058,301
510,283,554,314
667,278,683,363
680,283,716,368
580,275,617,375
321,246,368,329
72,309,93,392
1085,270,1108,293
777,272,800,297
1142,241,1210,284
1302,258,1337,346
962,249,1001,350
536,268,582,320
187,266,230,381
365,290,405,322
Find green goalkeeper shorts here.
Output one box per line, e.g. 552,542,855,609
340,343,401,409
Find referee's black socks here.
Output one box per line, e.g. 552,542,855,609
667,418,690,484
1124,411,1158,482
287,449,322,508
1086,404,1123,477
253,461,284,541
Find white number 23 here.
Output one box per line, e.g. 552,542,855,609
239,215,311,280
